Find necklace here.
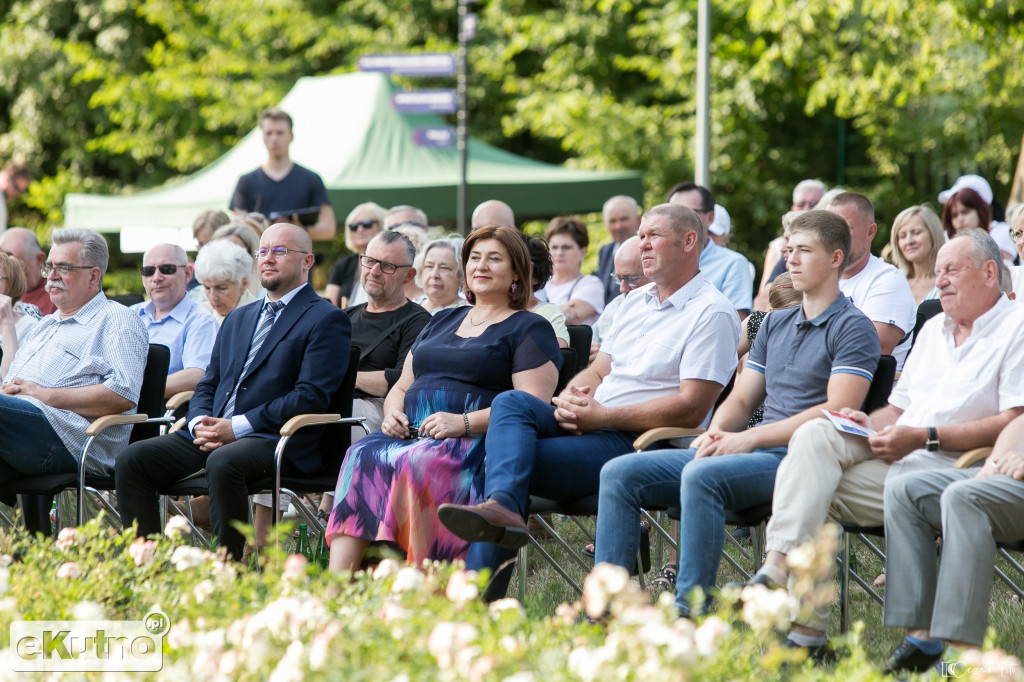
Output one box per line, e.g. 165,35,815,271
468,310,506,326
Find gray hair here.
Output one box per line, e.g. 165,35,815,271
792,179,827,202
1007,203,1024,230
212,222,260,257
414,238,465,288
385,204,428,228
953,228,1004,288
368,229,416,265
51,228,109,277
194,239,253,285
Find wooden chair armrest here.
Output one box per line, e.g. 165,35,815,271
633,427,706,452
169,417,186,433
954,447,992,469
86,413,149,437
280,414,343,437
165,391,194,411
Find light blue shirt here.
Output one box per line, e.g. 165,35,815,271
699,240,754,312
131,295,218,375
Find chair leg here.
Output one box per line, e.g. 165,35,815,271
518,545,528,604
840,531,851,633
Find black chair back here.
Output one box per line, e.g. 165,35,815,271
316,346,362,474
912,299,943,349
555,347,577,395
129,344,171,442
108,293,145,307
566,325,593,373
861,355,896,414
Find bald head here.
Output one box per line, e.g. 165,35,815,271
611,235,650,295
603,195,641,245
471,200,516,230
259,223,315,296
266,222,313,252
0,227,46,290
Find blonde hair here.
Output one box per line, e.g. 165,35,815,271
0,252,27,301
343,202,386,252
889,205,943,278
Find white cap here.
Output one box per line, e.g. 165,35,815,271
708,204,731,236
938,174,993,205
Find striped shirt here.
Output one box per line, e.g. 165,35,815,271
746,293,879,426
6,292,149,473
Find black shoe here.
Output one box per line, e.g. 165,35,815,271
782,637,836,665
882,639,943,674
725,570,783,593
731,526,751,541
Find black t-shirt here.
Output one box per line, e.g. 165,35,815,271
230,163,330,217
345,301,431,398
328,254,360,301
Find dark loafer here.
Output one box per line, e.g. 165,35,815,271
882,639,943,674
438,500,529,549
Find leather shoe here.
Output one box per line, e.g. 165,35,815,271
882,639,943,674
781,637,836,665
438,500,529,549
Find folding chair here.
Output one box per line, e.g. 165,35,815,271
566,325,593,373
159,346,367,549
0,344,173,531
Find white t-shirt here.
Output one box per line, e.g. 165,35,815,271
839,255,916,370
541,275,605,326
596,274,740,427
886,295,1024,480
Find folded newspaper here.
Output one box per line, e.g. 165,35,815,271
820,409,877,437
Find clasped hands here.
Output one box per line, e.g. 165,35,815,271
193,416,236,452
553,384,609,435
381,409,464,440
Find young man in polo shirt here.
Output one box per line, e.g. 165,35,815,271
592,209,880,619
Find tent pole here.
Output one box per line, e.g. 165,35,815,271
457,0,471,235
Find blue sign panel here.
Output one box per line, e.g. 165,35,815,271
358,54,457,77
414,127,456,147
392,89,458,114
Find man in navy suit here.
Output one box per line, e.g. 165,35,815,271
595,196,641,303
116,223,351,560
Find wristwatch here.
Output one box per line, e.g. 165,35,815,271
925,426,940,452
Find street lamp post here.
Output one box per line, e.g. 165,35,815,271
695,0,711,189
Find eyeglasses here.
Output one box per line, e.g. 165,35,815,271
1012,230,1024,243
348,220,378,232
610,273,645,288
140,264,187,277
255,247,310,259
792,200,817,209
359,254,412,275
41,262,96,277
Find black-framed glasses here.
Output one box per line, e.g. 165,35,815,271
1012,230,1024,243
348,219,378,232
610,273,644,288
41,262,96,277
255,247,310,259
359,254,412,275
140,264,187,277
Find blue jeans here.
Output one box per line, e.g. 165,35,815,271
466,390,637,585
0,394,77,480
594,446,786,616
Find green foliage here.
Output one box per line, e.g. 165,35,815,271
2,0,1023,273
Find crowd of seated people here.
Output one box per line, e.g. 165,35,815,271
5,170,1024,676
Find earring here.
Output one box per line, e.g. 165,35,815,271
510,281,519,301
466,290,475,304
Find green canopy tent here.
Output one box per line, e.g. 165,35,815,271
63,71,643,250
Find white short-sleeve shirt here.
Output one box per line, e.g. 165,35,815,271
886,295,1024,480
542,275,605,326
840,255,916,370
596,274,740,427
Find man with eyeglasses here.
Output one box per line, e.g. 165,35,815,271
116,223,351,561
0,162,31,234
129,244,218,399
589,235,650,362
230,108,336,241
595,196,641,304
0,228,148,534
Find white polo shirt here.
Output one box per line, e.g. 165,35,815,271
840,255,916,370
886,295,1024,480
596,274,740,427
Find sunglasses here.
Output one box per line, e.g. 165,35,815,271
140,264,186,277
348,219,378,232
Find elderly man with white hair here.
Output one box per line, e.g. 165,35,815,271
194,239,258,324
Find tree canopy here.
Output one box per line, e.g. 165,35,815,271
1,0,1021,262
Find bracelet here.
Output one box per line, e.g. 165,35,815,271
463,413,471,436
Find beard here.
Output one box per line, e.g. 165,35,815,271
259,273,281,292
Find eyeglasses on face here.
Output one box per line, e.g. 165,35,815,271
255,247,310,259
359,254,412,275
1012,230,1024,243
140,264,187,277
348,219,378,232
41,262,96,277
792,200,817,209
611,273,645,288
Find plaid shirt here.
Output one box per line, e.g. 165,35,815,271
7,292,148,473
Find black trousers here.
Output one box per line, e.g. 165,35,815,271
115,432,298,560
